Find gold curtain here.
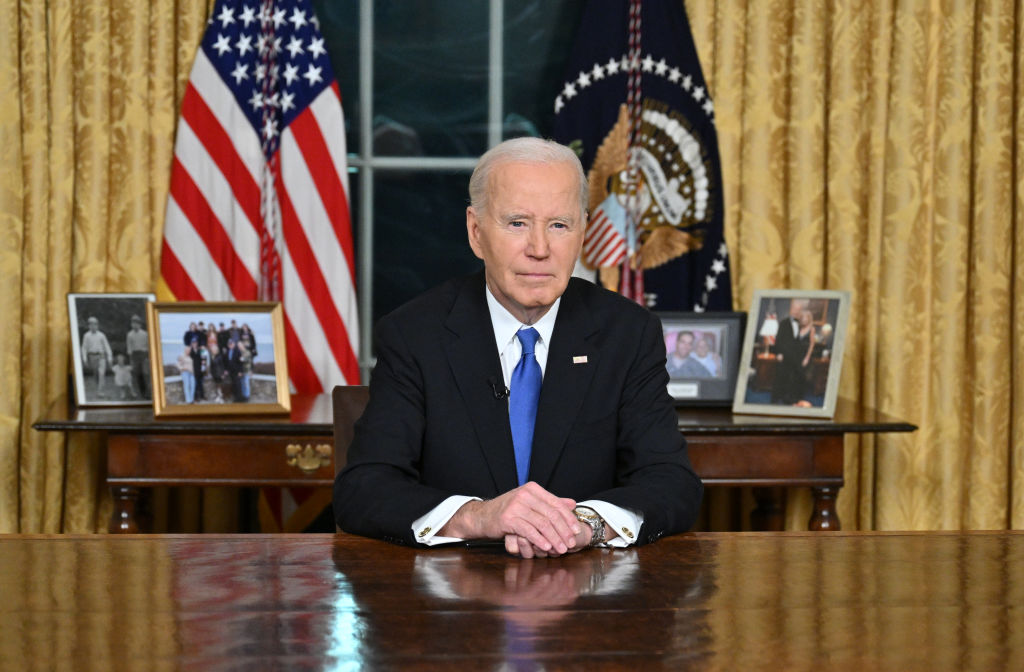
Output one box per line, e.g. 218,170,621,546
0,0,213,532
687,0,1023,530
1,0,1021,532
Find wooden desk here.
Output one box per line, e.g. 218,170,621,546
1,532,1020,670
33,395,914,533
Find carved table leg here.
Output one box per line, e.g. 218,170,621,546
809,486,840,531
110,486,141,534
751,487,786,531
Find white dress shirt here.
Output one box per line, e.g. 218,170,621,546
412,285,643,547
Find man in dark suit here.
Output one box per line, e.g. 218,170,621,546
334,138,703,558
770,298,810,405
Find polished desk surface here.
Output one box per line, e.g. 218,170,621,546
1,532,1018,670
33,393,916,435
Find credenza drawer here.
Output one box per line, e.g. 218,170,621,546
107,433,336,487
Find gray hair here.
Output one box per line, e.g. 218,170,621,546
468,137,588,217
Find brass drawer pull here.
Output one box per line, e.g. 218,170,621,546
285,443,332,474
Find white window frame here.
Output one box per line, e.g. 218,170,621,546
350,0,505,380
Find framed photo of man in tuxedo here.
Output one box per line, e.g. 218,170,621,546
146,301,290,417
657,312,745,406
733,289,851,418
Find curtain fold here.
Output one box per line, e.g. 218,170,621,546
688,0,1022,530
0,0,1020,532
1,0,211,533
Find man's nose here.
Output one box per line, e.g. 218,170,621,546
526,225,550,257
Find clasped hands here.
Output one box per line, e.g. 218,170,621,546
438,482,595,558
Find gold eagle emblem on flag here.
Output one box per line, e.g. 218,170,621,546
584,101,711,292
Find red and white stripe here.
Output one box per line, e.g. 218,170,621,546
161,49,359,392
582,207,628,268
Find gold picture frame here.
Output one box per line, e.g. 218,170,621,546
732,289,851,418
147,301,291,417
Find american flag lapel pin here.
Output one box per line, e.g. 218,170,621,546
572,355,588,364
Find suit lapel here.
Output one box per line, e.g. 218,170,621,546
443,274,519,493
530,281,598,487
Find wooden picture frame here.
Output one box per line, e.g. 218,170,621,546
67,292,157,407
657,311,746,406
147,301,290,417
732,289,851,418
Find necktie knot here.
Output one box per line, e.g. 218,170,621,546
516,327,540,356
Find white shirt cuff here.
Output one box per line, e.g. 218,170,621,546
579,500,643,547
411,495,482,545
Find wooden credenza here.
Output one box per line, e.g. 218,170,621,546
33,394,915,533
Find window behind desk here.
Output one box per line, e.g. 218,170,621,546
313,0,584,380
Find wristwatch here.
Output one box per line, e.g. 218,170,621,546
573,506,606,547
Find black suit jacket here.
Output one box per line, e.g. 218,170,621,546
333,272,703,545
771,316,805,404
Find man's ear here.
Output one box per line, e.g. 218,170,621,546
466,206,484,260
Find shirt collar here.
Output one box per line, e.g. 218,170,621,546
484,285,560,353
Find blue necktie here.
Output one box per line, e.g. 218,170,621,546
509,327,542,486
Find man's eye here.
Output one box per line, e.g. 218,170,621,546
509,220,526,228
551,221,569,230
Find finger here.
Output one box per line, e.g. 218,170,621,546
505,534,520,556
496,489,577,552
500,501,562,552
522,488,582,541
537,501,583,549
543,508,579,550
514,509,573,554
522,537,549,559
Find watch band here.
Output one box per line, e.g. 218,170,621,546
573,506,606,547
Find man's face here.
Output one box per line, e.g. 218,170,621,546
789,300,807,319
676,333,694,358
466,160,584,324
695,338,709,357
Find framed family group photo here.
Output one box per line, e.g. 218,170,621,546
146,301,291,417
658,312,745,406
67,292,157,407
732,289,851,418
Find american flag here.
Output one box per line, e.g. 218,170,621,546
161,0,359,393
582,200,628,269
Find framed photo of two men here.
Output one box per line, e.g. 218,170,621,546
67,292,157,407
733,289,852,418
658,312,746,406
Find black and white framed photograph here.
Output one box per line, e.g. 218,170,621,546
147,301,290,417
67,292,157,407
733,289,851,418
658,312,745,406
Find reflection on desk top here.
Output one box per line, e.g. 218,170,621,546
0,532,1020,670
33,393,916,436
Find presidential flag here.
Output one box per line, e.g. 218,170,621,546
554,0,731,312
161,0,358,530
